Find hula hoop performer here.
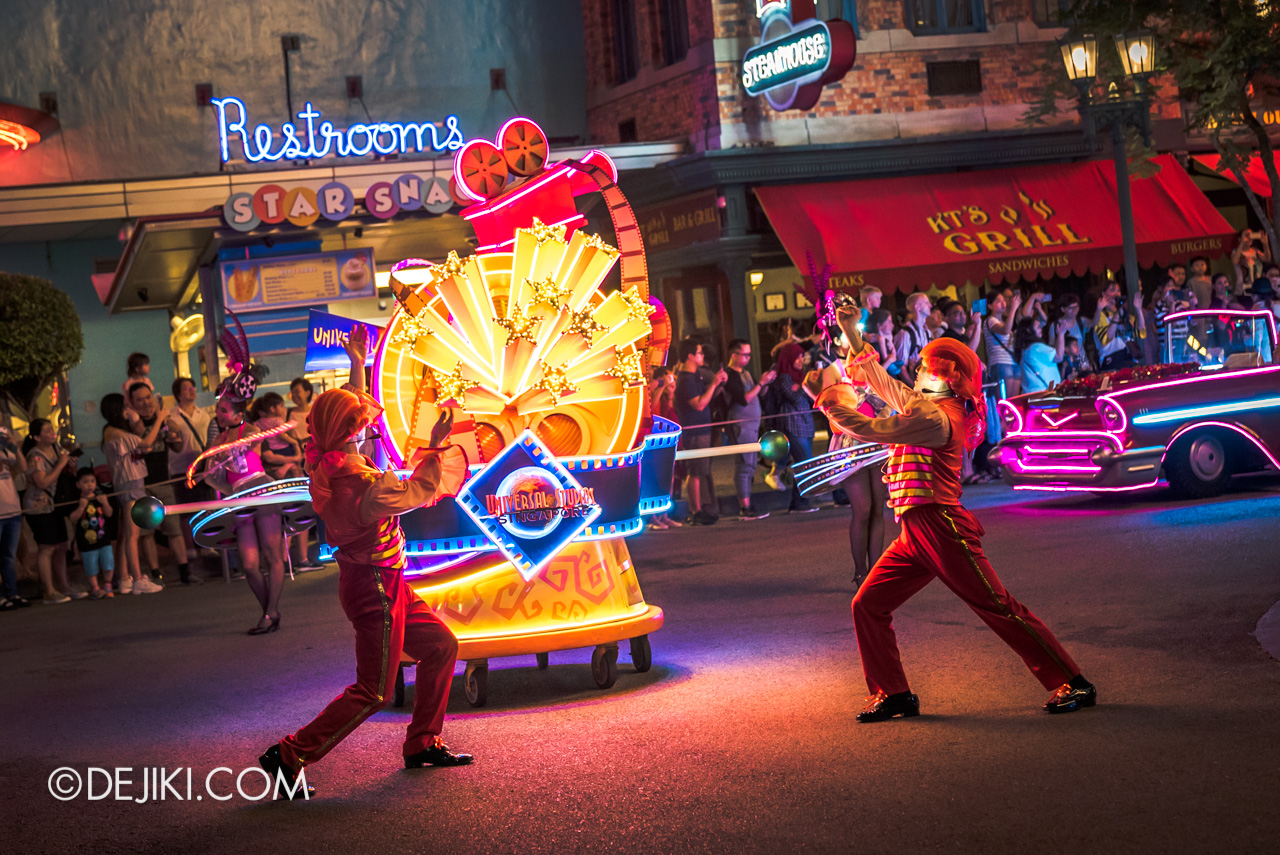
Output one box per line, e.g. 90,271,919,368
259,326,474,797
815,305,1096,722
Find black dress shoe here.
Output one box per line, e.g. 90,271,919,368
1044,682,1097,714
404,743,475,768
258,743,315,800
856,691,920,723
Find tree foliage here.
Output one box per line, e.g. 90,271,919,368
0,272,85,417
1026,0,1280,249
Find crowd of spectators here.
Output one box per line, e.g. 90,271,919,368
650,256,1280,526
0,350,325,610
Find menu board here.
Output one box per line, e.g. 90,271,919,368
220,247,376,313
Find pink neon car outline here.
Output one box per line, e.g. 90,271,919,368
992,309,1280,498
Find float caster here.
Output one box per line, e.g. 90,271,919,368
629,635,652,673
536,652,549,670
393,663,406,708
464,660,489,707
591,644,619,689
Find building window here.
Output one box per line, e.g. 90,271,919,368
612,0,640,84
1030,0,1067,26
816,0,860,38
906,0,985,35
926,60,982,96
618,118,638,143
658,0,689,66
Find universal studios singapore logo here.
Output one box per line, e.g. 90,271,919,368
458,432,602,580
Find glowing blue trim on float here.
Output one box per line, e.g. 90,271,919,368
212,97,464,163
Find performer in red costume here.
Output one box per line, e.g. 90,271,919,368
260,326,474,798
815,305,1096,722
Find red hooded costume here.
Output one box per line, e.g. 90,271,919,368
277,387,468,772
816,339,1082,703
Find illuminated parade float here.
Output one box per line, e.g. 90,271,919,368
146,119,683,706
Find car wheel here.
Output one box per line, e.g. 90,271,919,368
1165,431,1230,499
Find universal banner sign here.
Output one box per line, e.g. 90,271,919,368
304,309,384,370
220,248,376,313
743,0,855,111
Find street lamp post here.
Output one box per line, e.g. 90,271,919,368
1060,31,1157,303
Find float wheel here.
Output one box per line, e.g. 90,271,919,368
500,119,549,176
536,652,549,670
591,644,619,689
629,635,652,673
464,660,489,707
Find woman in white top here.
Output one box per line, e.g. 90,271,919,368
983,289,1022,398
101,393,164,595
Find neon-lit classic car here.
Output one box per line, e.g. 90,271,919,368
993,309,1280,497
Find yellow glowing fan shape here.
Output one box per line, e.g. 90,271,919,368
377,223,652,463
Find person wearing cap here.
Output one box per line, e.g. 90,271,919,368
815,305,1096,722
259,325,473,799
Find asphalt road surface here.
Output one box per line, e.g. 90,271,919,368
4,478,1280,854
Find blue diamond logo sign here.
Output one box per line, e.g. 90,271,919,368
456,431,602,580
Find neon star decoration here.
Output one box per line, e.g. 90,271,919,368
620,287,656,328
536,362,578,404
526,276,573,308
390,313,434,347
562,307,606,342
522,217,567,246
431,251,469,284
606,351,647,387
434,362,477,407
493,309,540,346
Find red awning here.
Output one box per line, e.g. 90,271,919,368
755,155,1235,293
1192,153,1276,198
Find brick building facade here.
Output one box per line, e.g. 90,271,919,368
581,1,1207,366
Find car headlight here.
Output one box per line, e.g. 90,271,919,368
1096,397,1127,431
997,400,1023,434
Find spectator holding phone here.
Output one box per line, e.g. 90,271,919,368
674,340,727,525
23,419,78,604
1232,228,1272,290
982,288,1022,398
1094,281,1146,370
724,339,775,521
1015,317,1066,395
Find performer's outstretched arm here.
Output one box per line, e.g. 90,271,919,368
357,445,468,525
816,383,950,449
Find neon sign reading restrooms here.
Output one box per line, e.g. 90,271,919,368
213,97,464,163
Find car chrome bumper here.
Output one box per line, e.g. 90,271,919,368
992,440,1165,490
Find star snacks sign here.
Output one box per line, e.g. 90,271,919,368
743,0,856,111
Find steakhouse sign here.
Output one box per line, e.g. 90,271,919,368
743,0,855,111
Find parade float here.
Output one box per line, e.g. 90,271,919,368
146,119,684,707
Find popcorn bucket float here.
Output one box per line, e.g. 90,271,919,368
362,119,677,706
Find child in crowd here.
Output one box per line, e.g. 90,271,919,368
121,352,154,409
69,468,115,599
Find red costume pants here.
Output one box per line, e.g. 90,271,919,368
852,503,1080,697
280,559,458,770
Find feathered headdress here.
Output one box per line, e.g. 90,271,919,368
215,310,268,403
793,251,852,347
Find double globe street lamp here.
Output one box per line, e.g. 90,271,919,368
1059,30,1158,302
